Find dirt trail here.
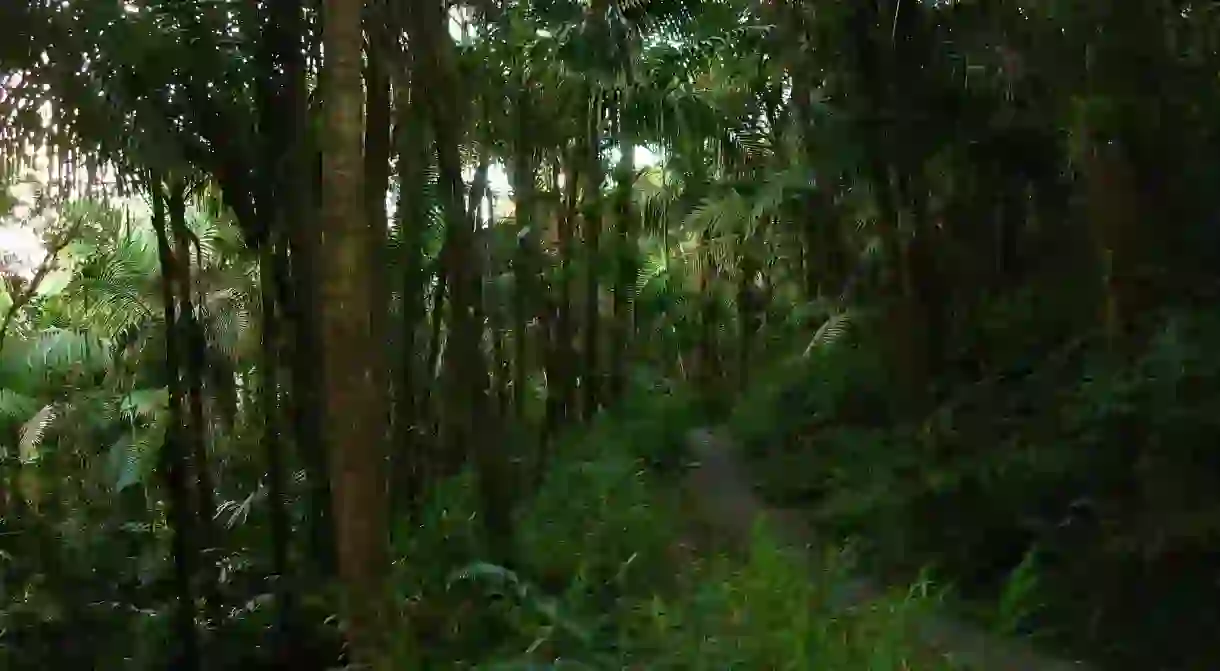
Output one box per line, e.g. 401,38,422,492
681,427,1094,671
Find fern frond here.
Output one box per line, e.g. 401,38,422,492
17,403,56,463
804,310,854,356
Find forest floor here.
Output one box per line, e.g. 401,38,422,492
680,427,1093,671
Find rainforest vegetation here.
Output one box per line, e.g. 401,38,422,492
2,0,1220,669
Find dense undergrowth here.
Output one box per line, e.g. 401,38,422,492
730,303,1220,670
1,382,949,670
382,386,950,669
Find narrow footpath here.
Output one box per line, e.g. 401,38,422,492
681,427,1094,671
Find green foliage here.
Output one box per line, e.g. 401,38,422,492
729,335,890,460
993,546,1043,638
7,0,1220,668
735,306,1220,668
106,415,165,492
392,401,948,669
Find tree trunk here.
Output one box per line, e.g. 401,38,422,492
391,87,430,514
509,91,537,422
320,0,394,664
405,0,515,565
167,180,220,625
150,179,200,671
610,80,636,403
365,29,393,462
280,3,334,579
581,94,603,421
257,0,307,642
552,147,581,429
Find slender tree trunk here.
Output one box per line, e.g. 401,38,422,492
846,0,930,415
150,180,200,671
405,0,515,564
541,162,565,446
391,87,430,513
698,229,717,392
263,0,334,581
581,94,603,421
610,80,636,402
422,260,447,458
320,0,394,663
737,251,759,389
365,27,393,461
167,181,220,626
509,92,537,421
255,0,302,644
553,147,580,428
259,241,293,643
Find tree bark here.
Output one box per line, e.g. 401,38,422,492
320,0,394,664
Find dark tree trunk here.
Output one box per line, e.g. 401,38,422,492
391,88,430,514
167,181,220,625
405,0,516,565
150,180,200,671
509,91,537,422
610,82,636,403
552,148,581,429
364,26,393,469
581,94,603,421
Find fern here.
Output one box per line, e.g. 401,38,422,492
804,310,854,356
17,403,55,463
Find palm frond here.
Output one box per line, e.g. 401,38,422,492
200,285,254,363
804,310,855,356
17,403,56,463
25,328,113,380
